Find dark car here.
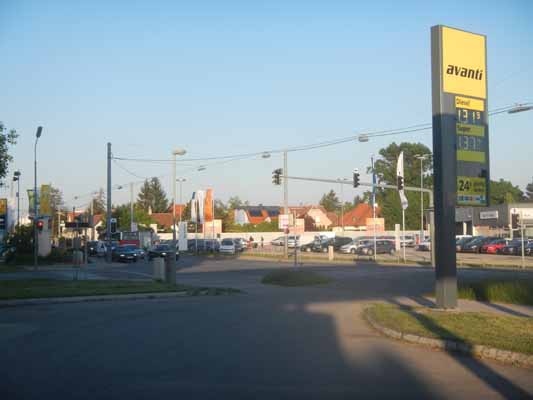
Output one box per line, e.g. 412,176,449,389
148,244,179,260
460,236,495,253
455,237,475,252
357,240,395,256
500,239,528,256
123,245,145,259
313,236,352,253
87,241,99,256
526,242,533,256
299,241,315,252
188,239,207,253
112,245,138,262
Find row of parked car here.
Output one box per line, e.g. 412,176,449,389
282,235,398,256
456,236,533,256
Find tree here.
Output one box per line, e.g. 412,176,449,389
369,142,432,230
92,188,106,214
525,178,533,201
227,196,248,210
319,190,340,212
490,179,524,205
0,122,18,183
136,177,168,213
112,203,154,231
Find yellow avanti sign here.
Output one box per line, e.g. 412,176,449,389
442,27,486,99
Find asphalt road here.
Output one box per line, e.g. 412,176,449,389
1,257,533,399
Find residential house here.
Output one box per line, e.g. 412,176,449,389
336,203,379,230
234,206,280,225
289,205,333,230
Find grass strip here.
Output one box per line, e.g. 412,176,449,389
365,303,533,355
0,279,240,300
458,280,533,306
261,270,332,287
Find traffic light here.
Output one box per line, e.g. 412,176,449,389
36,219,44,232
353,169,360,188
272,168,283,185
397,176,404,191
511,213,519,230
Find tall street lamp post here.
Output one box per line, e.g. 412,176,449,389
415,154,428,242
177,178,187,223
13,171,21,227
34,126,42,270
170,148,186,285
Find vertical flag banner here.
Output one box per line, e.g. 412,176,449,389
191,192,197,223
397,151,408,210
0,198,7,231
196,190,206,224
204,189,213,222
27,189,38,216
40,184,51,216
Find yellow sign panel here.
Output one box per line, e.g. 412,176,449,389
40,185,51,216
457,150,485,163
456,123,484,137
0,198,7,215
455,96,484,111
442,26,486,99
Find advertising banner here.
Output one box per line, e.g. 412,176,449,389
204,188,213,222
0,198,7,231
40,184,52,216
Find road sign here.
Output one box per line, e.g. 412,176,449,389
65,222,90,228
278,214,290,230
431,25,489,309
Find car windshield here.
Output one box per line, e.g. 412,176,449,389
155,245,169,251
221,239,234,245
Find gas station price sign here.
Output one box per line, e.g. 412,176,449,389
455,95,489,206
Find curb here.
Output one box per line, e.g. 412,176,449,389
0,290,238,308
363,308,533,369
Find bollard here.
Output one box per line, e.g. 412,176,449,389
152,257,165,281
328,245,334,261
164,254,176,285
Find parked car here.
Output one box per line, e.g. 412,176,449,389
526,242,533,256
87,241,99,256
270,236,285,246
480,239,508,254
357,240,395,256
148,244,179,260
339,239,372,254
219,238,236,254
400,235,416,247
500,239,529,255
205,239,220,252
233,238,247,252
112,245,138,262
188,239,206,252
415,239,431,252
125,245,145,259
299,240,315,252
460,236,496,253
455,236,478,252
313,236,352,253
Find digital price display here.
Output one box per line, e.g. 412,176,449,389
455,96,489,206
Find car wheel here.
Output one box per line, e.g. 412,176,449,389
306,248,312,253
389,249,395,255
322,247,328,253
368,249,374,256
350,248,356,254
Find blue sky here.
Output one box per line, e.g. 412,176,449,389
1,0,532,211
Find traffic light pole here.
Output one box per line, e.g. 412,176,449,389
280,174,435,267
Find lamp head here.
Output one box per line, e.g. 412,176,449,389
172,148,187,156
36,126,43,138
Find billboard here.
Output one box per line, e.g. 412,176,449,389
0,198,7,231
40,184,52,216
204,188,213,222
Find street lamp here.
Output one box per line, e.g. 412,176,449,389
507,104,533,114
415,154,429,241
12,171,21,227
171,148,187,285
34,126,42,270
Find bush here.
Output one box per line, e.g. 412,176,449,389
458,280,533,306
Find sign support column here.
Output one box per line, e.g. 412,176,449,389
431,25,489,309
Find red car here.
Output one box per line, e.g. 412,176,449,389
480,239,508,254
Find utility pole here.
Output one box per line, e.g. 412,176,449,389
371,156,377,261
90,197,95,241
34,127,42,270
106,142,112,262
130,182,134,231
283,150,288,258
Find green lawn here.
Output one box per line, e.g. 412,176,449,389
0,279,240,300
261,269,332,287
458,279,533,306
365,303,533,355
